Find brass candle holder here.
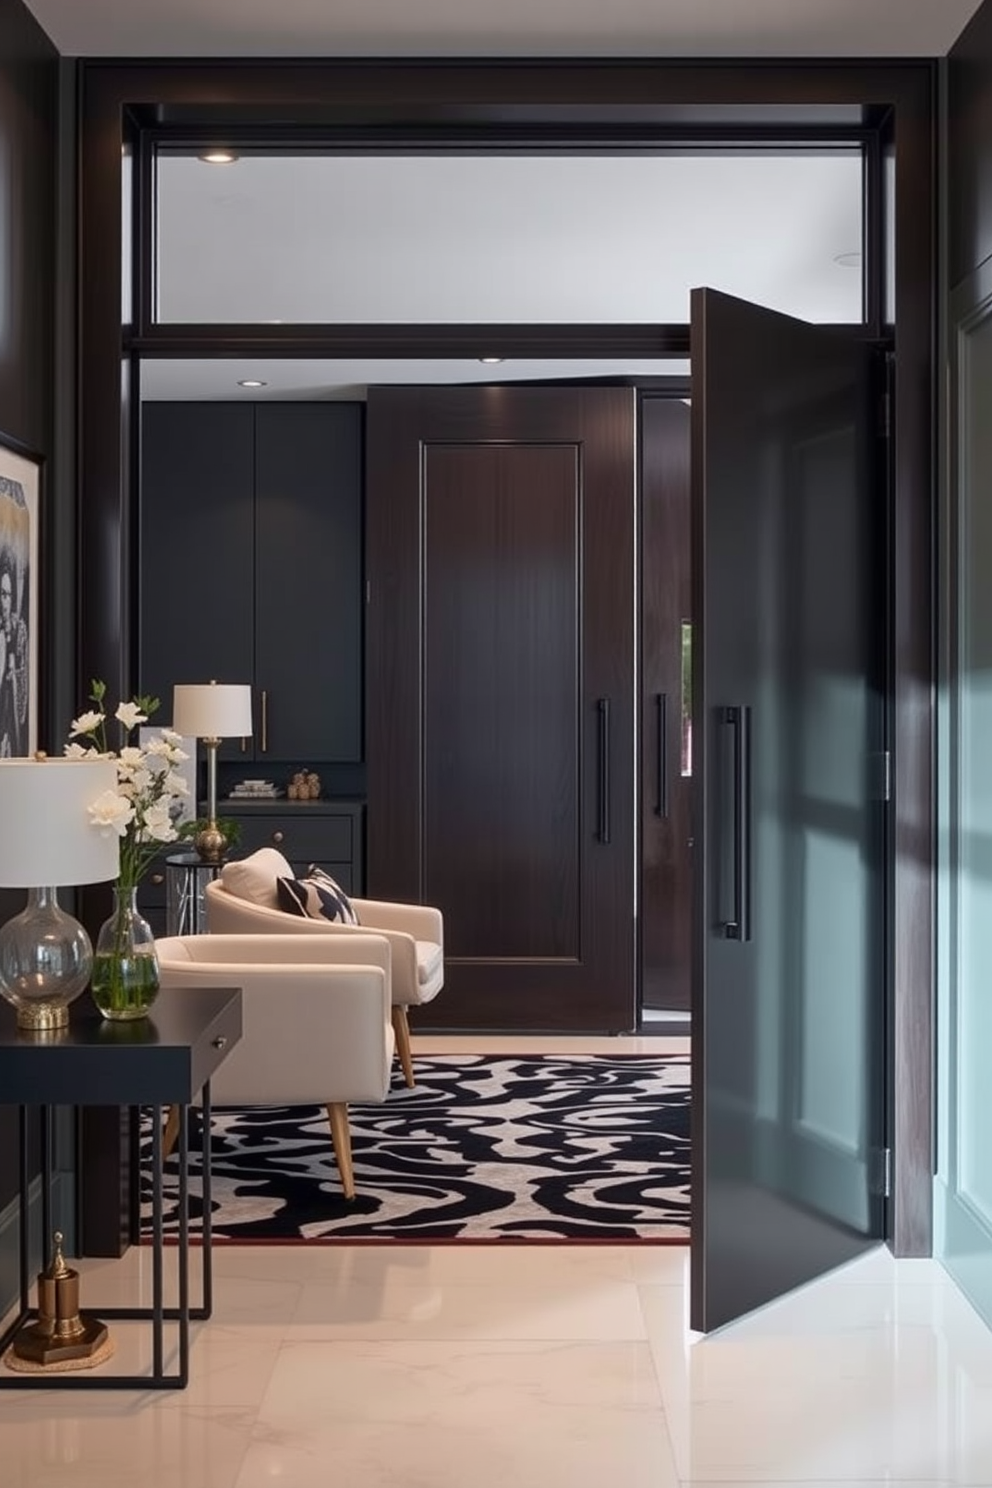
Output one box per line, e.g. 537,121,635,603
11,1231,109,1366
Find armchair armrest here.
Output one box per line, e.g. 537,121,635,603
156,943,394,1104
155,932,391,977
350,898,443,947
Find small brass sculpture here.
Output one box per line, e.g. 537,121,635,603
288,769,321,801
12,1231,109,1365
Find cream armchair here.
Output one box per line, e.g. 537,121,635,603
203,847,444,1088
155,932,395,1199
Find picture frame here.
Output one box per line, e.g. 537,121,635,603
0,434,40,757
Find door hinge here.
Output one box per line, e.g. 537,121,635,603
870,1146,892,1199
870,750,891,802
365,579,371,605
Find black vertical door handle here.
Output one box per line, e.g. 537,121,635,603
723,705,752,942
655,692,669,818
597,697,611,844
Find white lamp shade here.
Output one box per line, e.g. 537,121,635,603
171,682,253,739
0,758,120,887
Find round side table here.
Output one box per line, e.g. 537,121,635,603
165,853,224,936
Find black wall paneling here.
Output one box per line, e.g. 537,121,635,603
80,57,935,1254
0,0,60,1286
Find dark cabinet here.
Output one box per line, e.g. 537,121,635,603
140,402,363,765
218,801,365,893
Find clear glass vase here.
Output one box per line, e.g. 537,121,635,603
91,885,161,1021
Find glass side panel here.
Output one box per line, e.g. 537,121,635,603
937,298,992,1329
155,151,864,325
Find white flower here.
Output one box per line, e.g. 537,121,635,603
115,701,148,730
142,736,175,758
141,799,178,844
70,710,104,737
67,682,191,892
88,790,134,837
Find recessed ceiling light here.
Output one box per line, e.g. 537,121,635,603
479,356,505,365
238,379,267,388
833,251,862,268
199,149,239,165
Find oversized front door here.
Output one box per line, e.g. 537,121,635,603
366,385,637,1033
690,289,887,1331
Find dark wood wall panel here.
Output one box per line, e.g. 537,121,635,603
949,1,992,288
424,443,580,959
0,0,58,1233
367,383,636,1032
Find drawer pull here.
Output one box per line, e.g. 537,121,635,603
271,830,284,844
212,1036,227,1051
151,873,164,886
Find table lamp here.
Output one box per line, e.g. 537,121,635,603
0,757,120,1032
171,681,253,863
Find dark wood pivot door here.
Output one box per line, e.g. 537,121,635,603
690,289,887,1332
366,385,636,1033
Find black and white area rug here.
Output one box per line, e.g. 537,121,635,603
141,1053,691,1243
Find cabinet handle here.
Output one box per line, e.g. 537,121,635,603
272,830,284,845
151,873,164,886
261,690,268,753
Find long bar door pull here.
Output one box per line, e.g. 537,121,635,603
723,704,752,942
655,692,669,818
597,697,611,845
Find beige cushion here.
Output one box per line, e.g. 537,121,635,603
220,847,294,911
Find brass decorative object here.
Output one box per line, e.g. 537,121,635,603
10,1231,109,1367
289,769,321,801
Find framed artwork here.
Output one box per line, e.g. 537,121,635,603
0,435,40,758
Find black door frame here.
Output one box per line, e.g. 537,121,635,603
77,59,934,1259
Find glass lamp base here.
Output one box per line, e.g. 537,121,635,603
15,1000,71,1032
0,887,93,1034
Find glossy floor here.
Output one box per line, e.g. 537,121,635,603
0,1035,989,1487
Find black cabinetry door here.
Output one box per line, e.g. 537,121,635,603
254,405,363,762
140,402,363,765
140,403,254,723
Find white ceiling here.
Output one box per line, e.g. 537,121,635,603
20,0,986,59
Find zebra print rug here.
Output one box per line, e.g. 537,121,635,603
141,1053,691,1243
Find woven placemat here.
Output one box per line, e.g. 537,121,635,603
3,1331,115,1374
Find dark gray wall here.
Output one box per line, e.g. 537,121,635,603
949,0,992,285
0,0,60,1228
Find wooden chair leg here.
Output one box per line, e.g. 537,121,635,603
326,1101,356,1200
392,1005,415,1088
162,1104,180,1159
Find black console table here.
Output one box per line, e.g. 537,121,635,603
0,986,242,1390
